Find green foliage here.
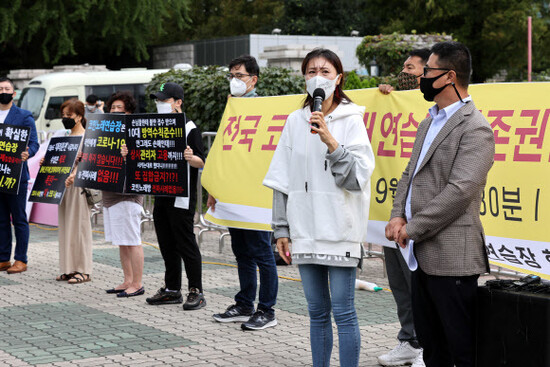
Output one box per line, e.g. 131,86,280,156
344,71,397,90
146,66,304,133
344,71,379,89
276,0,379,36
356,33,410,76
3,0,549,84
185,0,284,40
531,69,550,81
356,33,451,76
366,0,550,82
0,0,190,70
256,68,305,97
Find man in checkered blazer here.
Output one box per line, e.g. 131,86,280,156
385,41,495,367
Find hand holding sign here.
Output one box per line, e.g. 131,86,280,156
66,174,75,188
21,147,29,162
184,145,193,161
121,144,128,159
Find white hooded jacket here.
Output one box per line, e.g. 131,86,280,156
263,102,375,259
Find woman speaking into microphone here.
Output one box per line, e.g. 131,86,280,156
263,48,375,367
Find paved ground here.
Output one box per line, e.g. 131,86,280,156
0,218,496,367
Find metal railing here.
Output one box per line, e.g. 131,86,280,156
193,132,230,252
140,195,155,232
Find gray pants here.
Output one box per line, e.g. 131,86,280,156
384,246,417,342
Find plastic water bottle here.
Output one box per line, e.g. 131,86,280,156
355,279,383,292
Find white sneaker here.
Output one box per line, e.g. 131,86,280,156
377,341,421,366
411,350,425,367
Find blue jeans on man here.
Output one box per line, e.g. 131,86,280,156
228,227,278,315
0,181,30,264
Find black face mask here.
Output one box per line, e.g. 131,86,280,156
62,117,76,129
419,71,450,101
0,93,13,105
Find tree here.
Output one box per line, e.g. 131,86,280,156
0,0,191,72
356,33,452,76
276,0,379,36
184,0,284,40
366,0,550,82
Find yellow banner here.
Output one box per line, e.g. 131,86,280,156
201,83,550,279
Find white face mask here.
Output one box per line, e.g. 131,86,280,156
306,75,340,100
156,101,173,114
230,78,248,97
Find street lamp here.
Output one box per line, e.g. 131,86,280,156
272,28,281,35
350,30,359,37
370,57,379,77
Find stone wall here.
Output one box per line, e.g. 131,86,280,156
259,44,340,74
153,43,194,69
397,34,453,50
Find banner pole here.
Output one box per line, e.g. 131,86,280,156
527,17,533,82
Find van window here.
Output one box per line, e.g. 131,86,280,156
18,87,45,120
45,96,78,119
86,84,148,113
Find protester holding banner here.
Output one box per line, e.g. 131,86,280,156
144,82,207,310
376,49,430,367
264,49,375,367
385,41,495,367
379,48,430,94
210,55,279,331
56,99,93,284
102,91,145,298
0,76,39,274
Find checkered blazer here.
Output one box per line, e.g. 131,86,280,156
390,101,495,276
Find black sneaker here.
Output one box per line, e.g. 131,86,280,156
212,304,254,323
183,288,206,310
241,310,277,330
146,287,183,305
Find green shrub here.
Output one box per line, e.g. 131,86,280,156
146,66,304,133
356,32,451,77
356,33,411,77
344,71,397,90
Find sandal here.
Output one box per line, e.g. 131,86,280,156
56,273,75,281
68,272,91,284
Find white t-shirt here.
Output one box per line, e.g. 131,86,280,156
0,109,9,124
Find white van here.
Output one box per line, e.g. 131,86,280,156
17,68,169,134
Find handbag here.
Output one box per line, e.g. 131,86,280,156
81,188,102,206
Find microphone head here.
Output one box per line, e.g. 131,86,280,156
313,88,325,100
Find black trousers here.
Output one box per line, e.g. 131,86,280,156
412,267,479,367
153,197,202,292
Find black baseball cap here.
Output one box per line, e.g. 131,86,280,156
150,82,184,101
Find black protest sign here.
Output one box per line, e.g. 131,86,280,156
0,124,30,195
74,113,125,192
124,113,187,196
29,136,82,204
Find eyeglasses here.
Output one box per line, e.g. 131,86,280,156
226,73,252,81
423,67,450,77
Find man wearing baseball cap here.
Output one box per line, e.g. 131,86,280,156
145,82,207,311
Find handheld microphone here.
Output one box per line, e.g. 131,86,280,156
311,88,325,134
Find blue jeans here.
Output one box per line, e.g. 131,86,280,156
299,264,360,367
0,181,30,263
229,228,278,314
